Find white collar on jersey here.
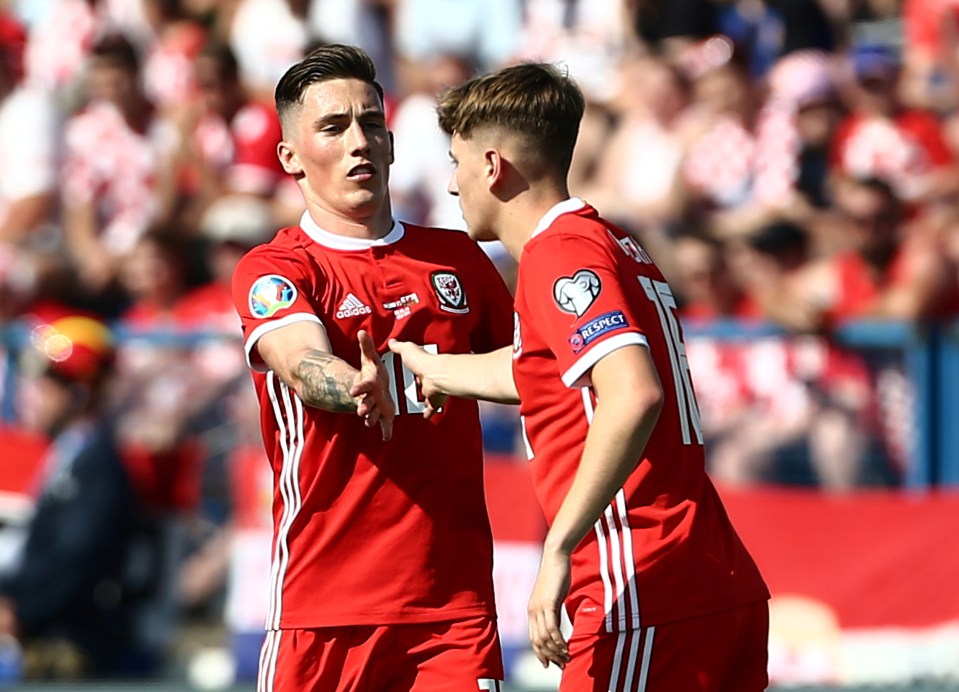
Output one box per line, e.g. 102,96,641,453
530,197,587,238
299,210,406,250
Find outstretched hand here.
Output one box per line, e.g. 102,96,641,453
388,339,448,419
351,330,395,441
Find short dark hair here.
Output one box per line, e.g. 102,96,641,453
436,62,585,175
197,40,239,84
91,33,140,75
274,44,384,130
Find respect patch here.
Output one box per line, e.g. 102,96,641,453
568,310,629,353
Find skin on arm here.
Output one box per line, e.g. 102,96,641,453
0,192,55,245
62,197,115,292
527,344,664,669
388,342,519,417
257,320,394,440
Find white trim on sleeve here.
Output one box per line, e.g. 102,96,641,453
561,332,649,389
245,313,325,372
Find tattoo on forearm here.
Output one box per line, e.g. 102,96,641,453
295,351,356,412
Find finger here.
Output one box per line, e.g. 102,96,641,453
387,338,408,356
357,329,378,364
530,608,568,667
543,609,569,658
379,415,393,442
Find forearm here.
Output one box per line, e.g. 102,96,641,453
0,193,53,244
544,393,661,555
290,349,363,412
428,346,519,403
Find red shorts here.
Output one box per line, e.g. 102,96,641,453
560,600,769,692
257,614,504,692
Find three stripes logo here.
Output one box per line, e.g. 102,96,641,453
336,293,372,319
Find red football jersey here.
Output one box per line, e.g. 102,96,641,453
512,199,768,634
231,212,513,630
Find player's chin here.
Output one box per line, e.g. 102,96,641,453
465,224,496,243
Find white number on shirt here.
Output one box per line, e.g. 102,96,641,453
382,345,438,415
639,277,704,445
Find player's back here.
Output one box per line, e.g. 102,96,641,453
513,199,768,633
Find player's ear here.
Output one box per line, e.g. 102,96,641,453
485,148,502,190
388,130,395,165
278,140,303,177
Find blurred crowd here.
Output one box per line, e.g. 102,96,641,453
1,0,959,683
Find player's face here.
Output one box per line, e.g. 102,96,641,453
448,133,497,241
279,78,393,224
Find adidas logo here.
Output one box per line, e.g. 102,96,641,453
336,293,372,319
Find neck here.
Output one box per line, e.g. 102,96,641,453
496,184,571,260
304,200,395,240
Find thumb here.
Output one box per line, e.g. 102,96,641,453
387,338,409,356
357,330,379,365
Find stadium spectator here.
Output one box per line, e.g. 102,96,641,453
0,315,169,679
110,229,205,514
159,40,286,227
226,0,308,101
306,0,397,93
830,44,959,205
393,0,523,74
780,176,954,329
21,0,100,99
679,35,768,236
577,54,691,268
230,44,514,689
140,0,207,117
389,50,475,230
61,33,168,313
393,60,769,690
0,12,58,248
717,0,835,78
515,0,635,105
0,12,62,321
751,50,846,247
761,179,950,486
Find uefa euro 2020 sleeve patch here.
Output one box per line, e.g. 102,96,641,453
249,275,298,318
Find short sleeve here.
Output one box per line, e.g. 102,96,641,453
520,232,649,389
231,245,324,371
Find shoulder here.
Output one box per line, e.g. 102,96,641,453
527,213,612,259
235,227,313,274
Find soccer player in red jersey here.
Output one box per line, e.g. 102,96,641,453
230,45,512,691
391,63,770,691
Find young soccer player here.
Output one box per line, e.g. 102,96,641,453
231,44,512,691
391,62,770,691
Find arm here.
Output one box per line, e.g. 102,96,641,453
257,320,394,439
528,344,664,669
389,341,519,406
62,196,115,292
0,192,55,244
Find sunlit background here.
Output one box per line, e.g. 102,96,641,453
1,0,958,689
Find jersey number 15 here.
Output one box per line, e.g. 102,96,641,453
639,277,703,446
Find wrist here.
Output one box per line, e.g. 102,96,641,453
543,532,576,557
